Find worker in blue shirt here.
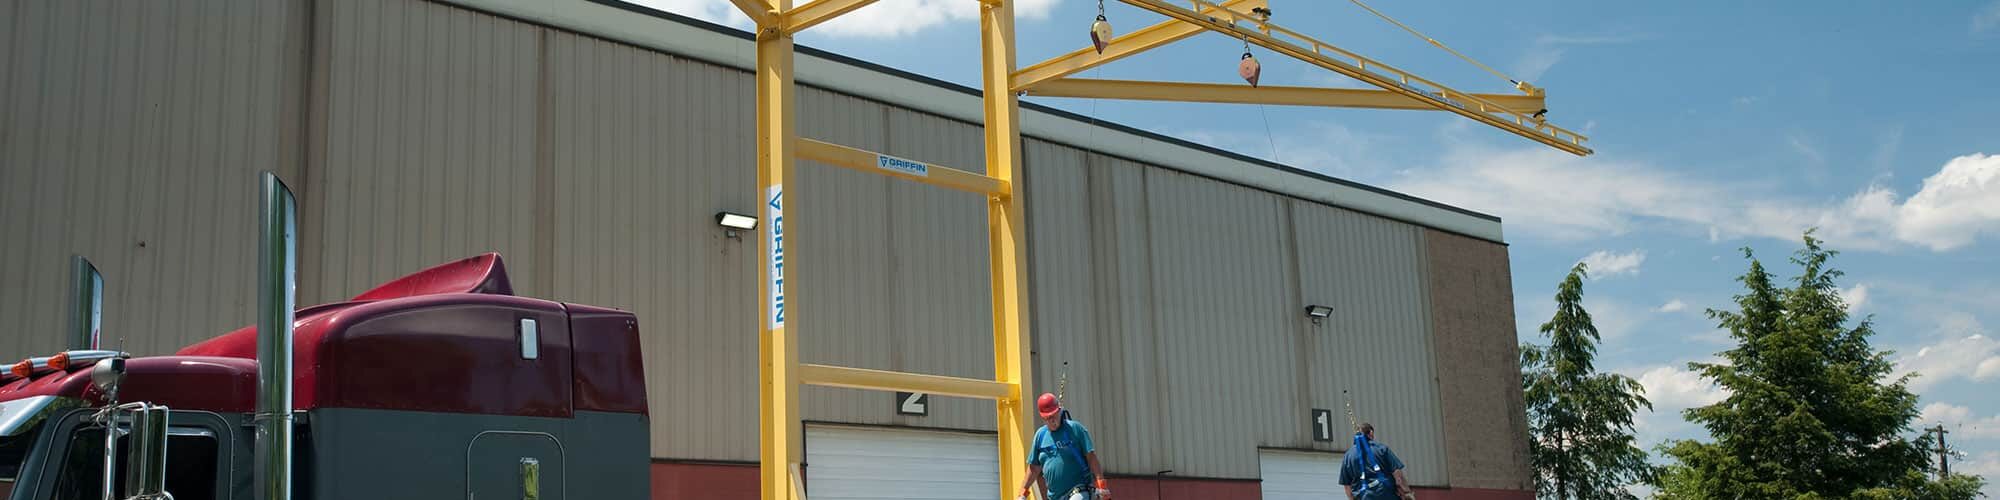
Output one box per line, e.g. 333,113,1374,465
1339,423,1414,500
1017,393,1109,500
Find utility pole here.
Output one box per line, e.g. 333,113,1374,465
1928,424,1950,477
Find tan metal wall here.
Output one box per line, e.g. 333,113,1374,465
303,0,543,304
1,0,1509,486
1289,199,1449,485
1023,140,1449,484
540,28,765,461
0,0,307,357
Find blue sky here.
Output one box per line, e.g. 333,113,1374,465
633,0,2000,494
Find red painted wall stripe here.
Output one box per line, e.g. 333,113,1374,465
646,462,1532,500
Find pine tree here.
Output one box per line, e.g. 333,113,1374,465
1654,233,1985,499
1522,262,1654,500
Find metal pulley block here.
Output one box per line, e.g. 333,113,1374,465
1238,51,1262,87
1090,15,1113,54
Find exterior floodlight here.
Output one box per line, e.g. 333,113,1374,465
1304,305,1333,324
716,211,758,240
716,212,758,231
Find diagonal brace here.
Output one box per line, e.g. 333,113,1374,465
1119,0,1591,155
1025,78,1547,113
784,0,880,33
1012,0,1265,93
727,0,780,27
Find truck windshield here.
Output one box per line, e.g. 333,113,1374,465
49,428,216,500
1,420,42,500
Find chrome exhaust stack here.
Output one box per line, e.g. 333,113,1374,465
254,171,298,500
68,255,104,350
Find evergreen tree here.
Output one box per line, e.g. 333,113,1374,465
1654,233,1985,499
1522,262,1654,500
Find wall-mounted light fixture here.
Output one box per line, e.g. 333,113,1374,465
716,211,758,239
1304,305,1333,325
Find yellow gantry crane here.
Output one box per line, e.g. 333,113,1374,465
724,0,1591,498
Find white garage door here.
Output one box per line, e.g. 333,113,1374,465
805,425,1000,500
1261,449,1343,500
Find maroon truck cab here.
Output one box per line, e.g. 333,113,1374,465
0,254,649,500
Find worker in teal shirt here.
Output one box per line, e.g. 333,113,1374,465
1340,422,1413,500
1018,393,1109,500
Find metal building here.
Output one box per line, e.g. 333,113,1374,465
0,0,1530,498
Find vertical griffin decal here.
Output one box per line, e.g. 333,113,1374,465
766,185,786,329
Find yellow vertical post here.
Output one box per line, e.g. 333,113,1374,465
982,1,1034,499
754,1,803,498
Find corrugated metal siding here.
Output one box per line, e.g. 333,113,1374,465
306,0,540,304
0,0,304,357
4,0,1479,484
1291,201,1448,486
1023,139,1448,483
793,93,998,432
1145,167,1298,479
1024,141,1174,473
543,31,761,461
793,83,899,433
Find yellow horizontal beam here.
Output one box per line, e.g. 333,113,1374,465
783,0,878,34
799,363,1014,400
1011,0,1265,93
798,139,1012,197
1119,0,1591,156
728,0,779,27
1025,78,1547,113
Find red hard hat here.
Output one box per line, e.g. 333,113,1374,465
1037,393,1061,419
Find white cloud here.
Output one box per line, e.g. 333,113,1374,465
1871,124,1904,173
1976,1,2000,33
623,0,1060,37
626,0,751,26
1634,365,1730,409
1841,284,1870,313
1177,122,1387,179
1512,33,1651,82
1787,132,1826,167
1891,153,2000,251
1958,451,2000,498
1920,403,2000,441
1584,298,1642,340
1579,250,1646,279
1625,363,1731,450
1389,148,2000,252
1656,299,1688,313
1896,315,2000,392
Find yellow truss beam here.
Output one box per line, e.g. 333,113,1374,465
728,0,779,27
1025,78,1547,113
800,364,1016,399
1011,0,1266,93
754,1,800,499
783,0,880,33
981,3,1033,499
1118,0,1591,155
798,139,1012,197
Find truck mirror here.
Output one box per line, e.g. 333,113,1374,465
91,358,125,398
123,404,171,499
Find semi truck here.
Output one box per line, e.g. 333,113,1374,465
1,177,648,500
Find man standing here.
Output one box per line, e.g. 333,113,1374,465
1017,393,1109,500
1339,423,1413,500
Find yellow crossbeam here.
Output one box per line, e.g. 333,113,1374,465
800,363,1015,400
1120,0,1591,155
1011,0,1266,93
784,0,879,33
798,138,1013,197
728,0,779,27
1026,78,1547,113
